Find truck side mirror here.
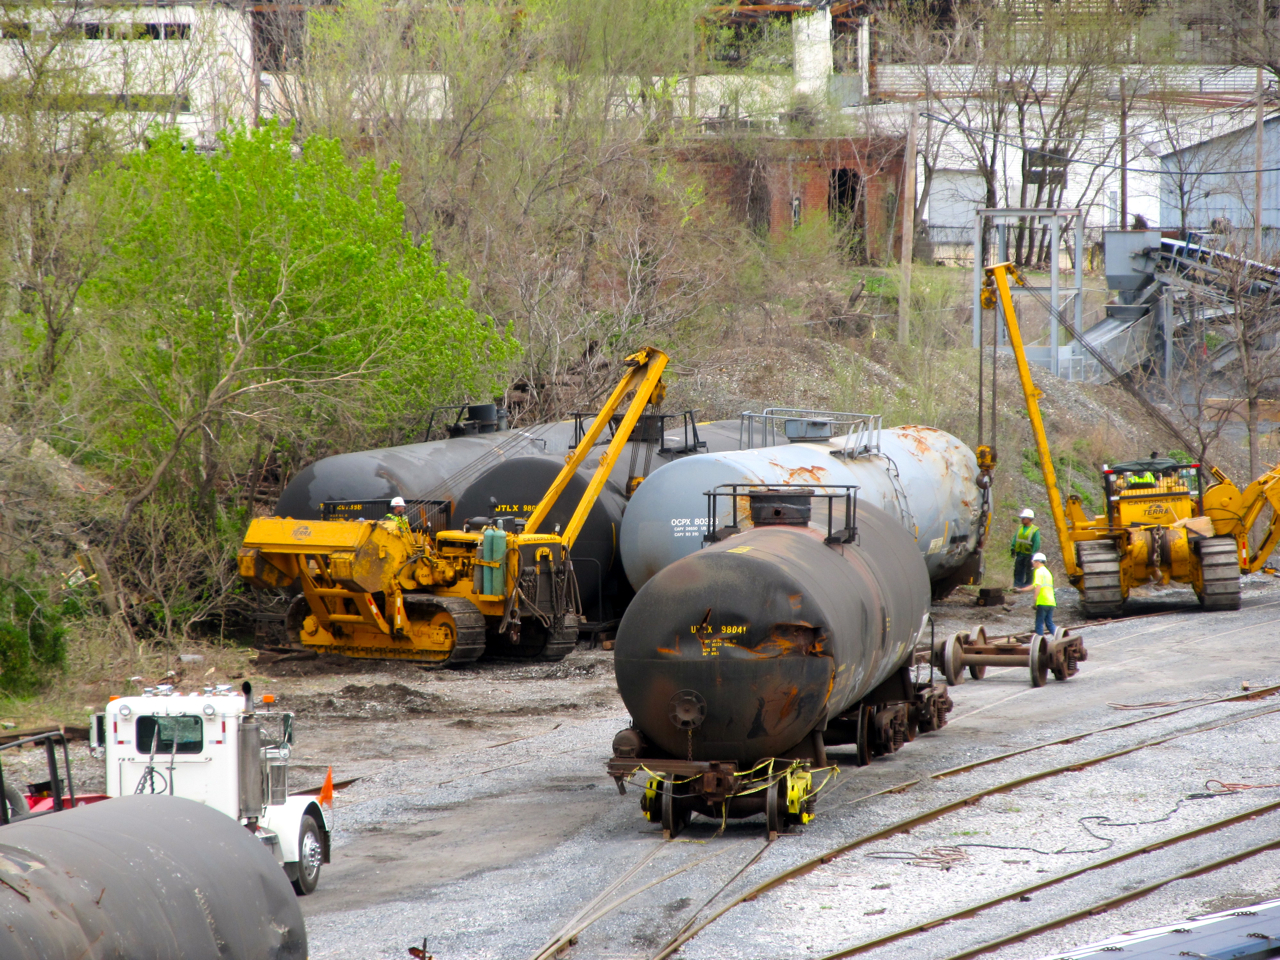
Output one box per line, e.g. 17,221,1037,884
281,714,294,745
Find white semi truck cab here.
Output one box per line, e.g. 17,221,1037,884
91,682,330,894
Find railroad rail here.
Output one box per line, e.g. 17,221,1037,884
816,798,1280,959
527,684,1280,960
648,695,1280,960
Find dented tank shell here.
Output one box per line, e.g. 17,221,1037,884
618,425,982,590
614,502,931,764
0,794,306,960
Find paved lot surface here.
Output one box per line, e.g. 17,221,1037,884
289,575,1280,960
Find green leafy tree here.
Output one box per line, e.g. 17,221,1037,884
85,121,517,543
0,576,68,695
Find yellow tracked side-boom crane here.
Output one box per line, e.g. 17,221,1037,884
238,346,669,665
984,262,1280,616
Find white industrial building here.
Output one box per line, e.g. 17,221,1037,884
0,0,1273,253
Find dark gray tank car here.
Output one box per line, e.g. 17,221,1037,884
607,489,953,836
0,794,306,960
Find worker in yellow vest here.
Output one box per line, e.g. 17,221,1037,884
383,496,411,535
1010,508,1040,589
1015,552,1056,637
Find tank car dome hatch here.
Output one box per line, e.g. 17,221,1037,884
618,424,984,594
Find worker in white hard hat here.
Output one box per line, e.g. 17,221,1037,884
1015,552,1056,637
383,496,410,534
1010,509,1041,589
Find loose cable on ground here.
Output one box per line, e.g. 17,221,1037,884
936,834,1280,960
816,797,1280,960
1107,694,1220,710
526,843,745,960
654,700,1280,958
650,841,774,960
931,682,1280,779
867,788,1253,865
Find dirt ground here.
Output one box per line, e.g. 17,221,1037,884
279,573,1280,960
12,571,1280,960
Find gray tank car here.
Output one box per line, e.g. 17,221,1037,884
619,424,987,597
0,794,306,960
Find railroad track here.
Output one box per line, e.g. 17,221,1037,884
530,685,1280,960
817,798,1280,960
648,694,1280,960
511,604,1280,960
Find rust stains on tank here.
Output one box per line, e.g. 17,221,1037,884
764,459,831,485
907,435,932,458
659,620,828,660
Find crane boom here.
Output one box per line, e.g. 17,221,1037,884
525,346,668,546
984,263,1080,578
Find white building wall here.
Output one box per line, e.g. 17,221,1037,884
792,10,832,100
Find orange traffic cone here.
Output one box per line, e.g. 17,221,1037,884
318,766,334,809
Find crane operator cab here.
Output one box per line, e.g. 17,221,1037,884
1103,456,1202,529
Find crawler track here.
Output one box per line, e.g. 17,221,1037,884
404,595,487,667
1198,536,1243,611
1077,540,1123,617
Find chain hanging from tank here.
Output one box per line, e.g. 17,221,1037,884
687,727,693,762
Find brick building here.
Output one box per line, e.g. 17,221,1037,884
678,136,906,260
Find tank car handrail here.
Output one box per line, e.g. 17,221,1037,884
0,729,75,824
739,408,882,450
701,483,859,546
836,415,882,460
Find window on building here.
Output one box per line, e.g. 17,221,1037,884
792,196,802,228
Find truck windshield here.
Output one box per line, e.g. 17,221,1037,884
136,715,203,755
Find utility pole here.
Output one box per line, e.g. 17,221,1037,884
1255,0,1265,258
1119,76,1128,230
899,108,919,345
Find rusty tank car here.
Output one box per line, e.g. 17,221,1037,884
618,422,989,598
607,487,953,838
0,794,306,960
